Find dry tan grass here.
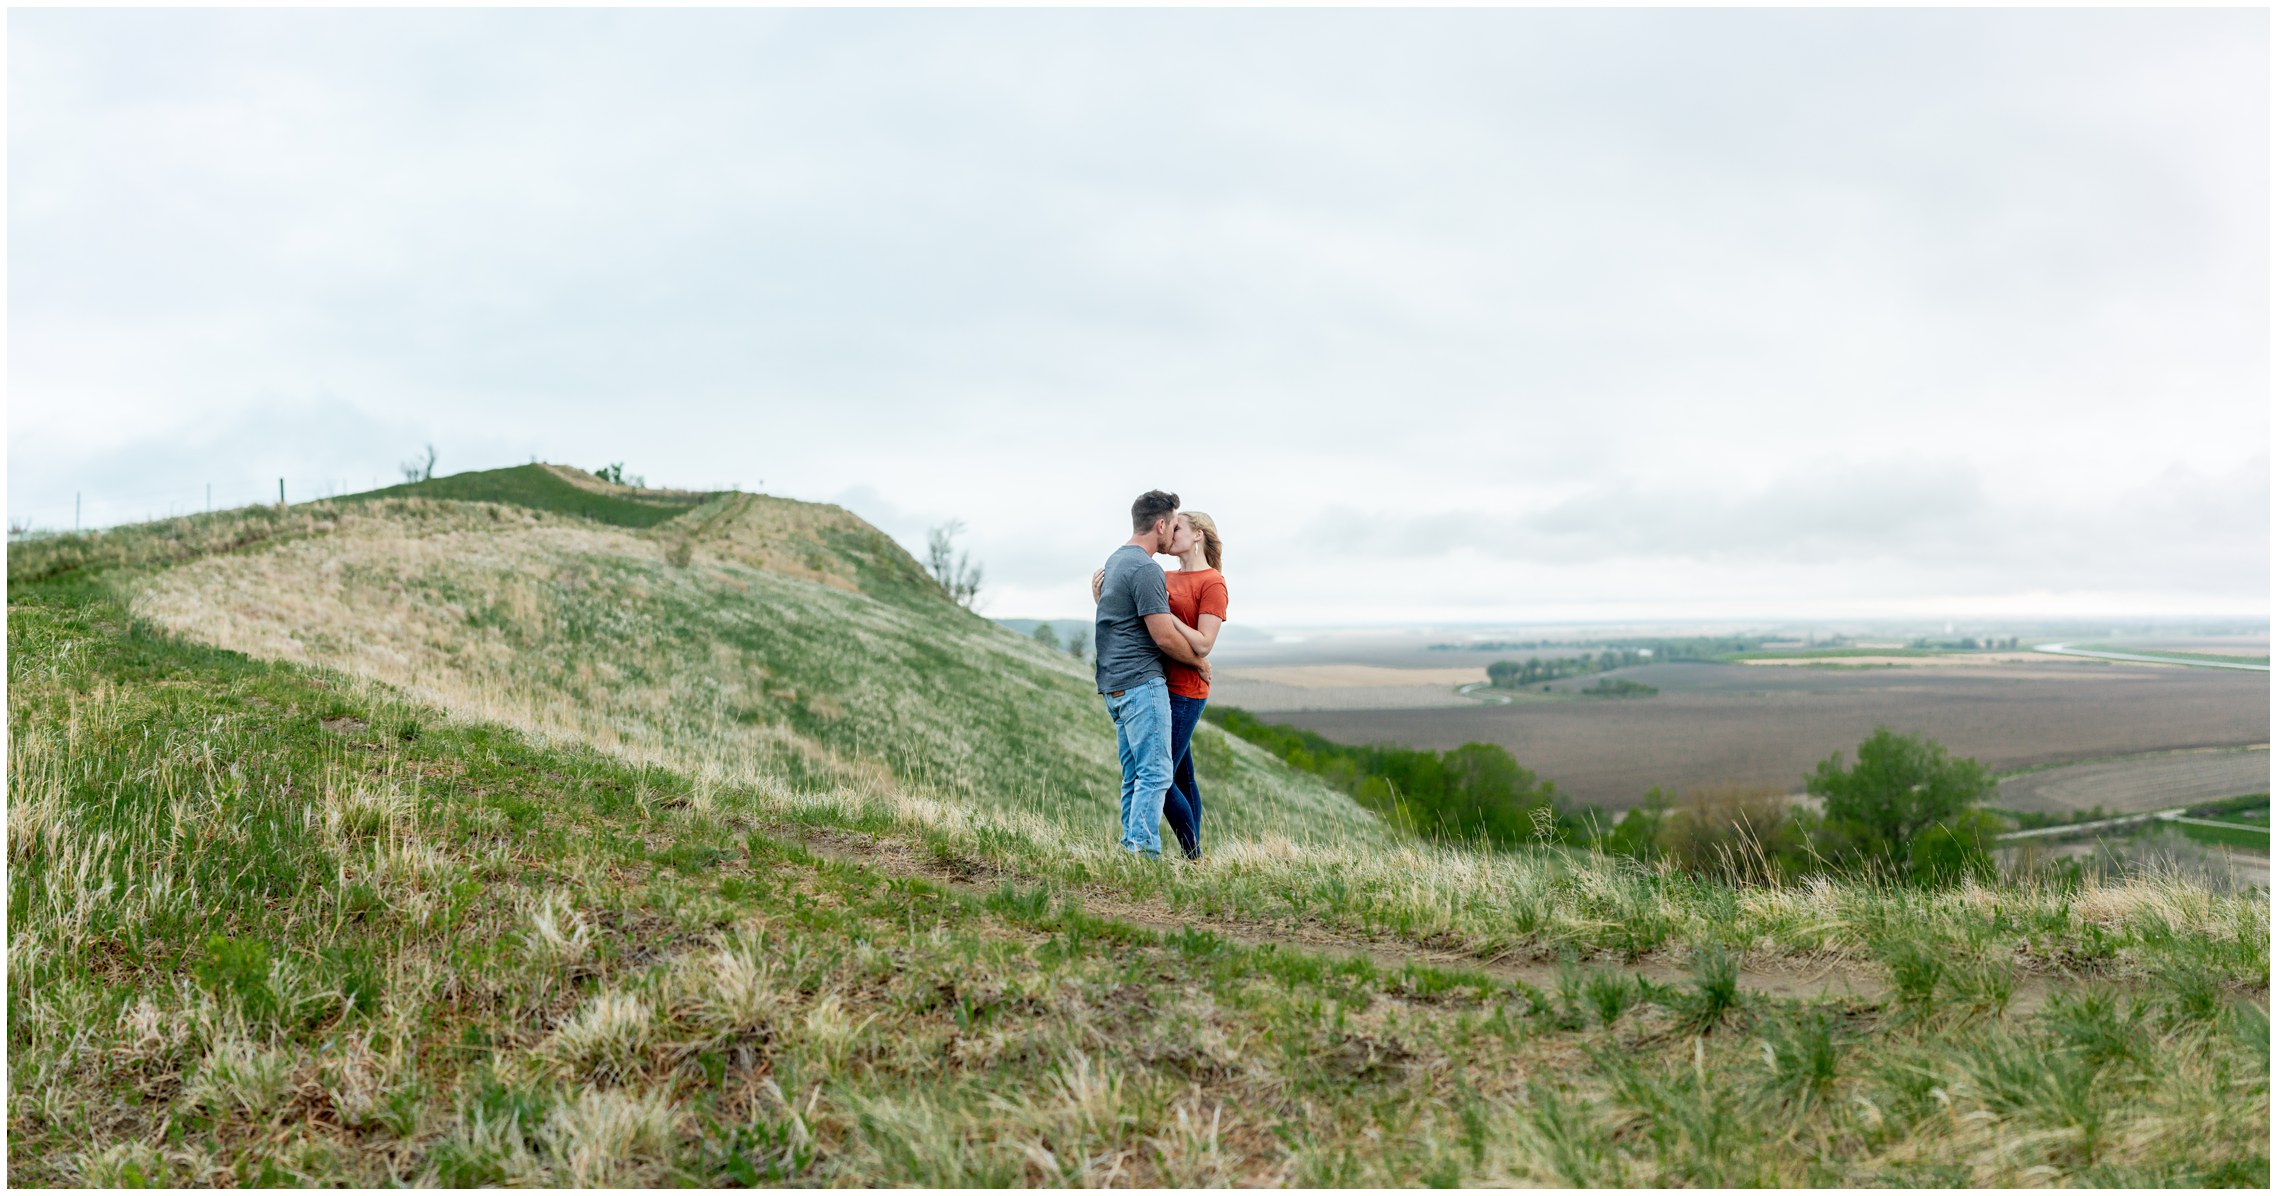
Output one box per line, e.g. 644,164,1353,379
1222,665,1492,689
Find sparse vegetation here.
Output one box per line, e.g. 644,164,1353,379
10,477,2266,1186
925,519,985,611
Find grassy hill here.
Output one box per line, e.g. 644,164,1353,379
7,468,2268,1185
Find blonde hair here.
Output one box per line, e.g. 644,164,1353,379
1185,511,1223,572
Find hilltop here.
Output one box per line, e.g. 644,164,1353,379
7,466,2267,1185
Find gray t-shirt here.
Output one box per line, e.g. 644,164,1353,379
1094,544,1170,693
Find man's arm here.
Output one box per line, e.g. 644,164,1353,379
1144,613,1210,677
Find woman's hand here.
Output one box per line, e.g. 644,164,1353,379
1090,568,1105,605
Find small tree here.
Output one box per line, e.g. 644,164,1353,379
925,520,984,610
1807,728,1993,873
594,463,625,485
401,444,437,483
1030,623,1061,651
1067,631,1090,665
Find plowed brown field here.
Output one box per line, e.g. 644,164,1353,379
1270,661,2270,810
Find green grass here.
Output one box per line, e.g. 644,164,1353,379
342,463,715,528
2174,821,2272,851
12,576,2270,1185
2189,795,2273,819
10,485,2270,1185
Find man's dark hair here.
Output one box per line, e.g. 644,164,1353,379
1131,489,1180,534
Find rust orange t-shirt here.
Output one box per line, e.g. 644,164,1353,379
1164,568,1229,700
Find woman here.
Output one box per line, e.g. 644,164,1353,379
1158,511,1227,859
1090,511,1228,859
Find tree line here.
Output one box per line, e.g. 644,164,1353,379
1487,649,1651,688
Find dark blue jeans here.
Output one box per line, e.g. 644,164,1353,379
1163,694,1207,859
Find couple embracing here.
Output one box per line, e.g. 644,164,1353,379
1090,489,1229,860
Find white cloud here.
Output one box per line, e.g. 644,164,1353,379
8,8,2266,619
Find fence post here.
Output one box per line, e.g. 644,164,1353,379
278,478,285,509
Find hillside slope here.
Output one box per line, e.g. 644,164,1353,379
122,473,1386,852
16,572,2266,1185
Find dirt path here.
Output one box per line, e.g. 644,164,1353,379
778,825,2095,1014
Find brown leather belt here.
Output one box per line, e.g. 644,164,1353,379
1107,689,1125,697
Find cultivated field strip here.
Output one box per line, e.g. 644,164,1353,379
1277,667,2271,810
1999,749,2272,816
1208,677,1492,712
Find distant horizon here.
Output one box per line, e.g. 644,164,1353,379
992,613,2272,636
15,461,2270,628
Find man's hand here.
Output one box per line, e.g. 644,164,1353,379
1143,612,1206,668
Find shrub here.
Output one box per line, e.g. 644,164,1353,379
1906,811,2001,885
1654,784,1800,884
1807,728,1993,872
1207,706,1564,849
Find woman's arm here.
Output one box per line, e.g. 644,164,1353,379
1191,613,1224,657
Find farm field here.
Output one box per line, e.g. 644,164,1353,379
1271,662,2269,811
1998,748,2271,817
2096,635,2271,660
1738,652,2090,668
1210,664,1503,712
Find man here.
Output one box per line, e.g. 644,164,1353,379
1093,490,1211,857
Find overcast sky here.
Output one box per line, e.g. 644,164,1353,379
10,8,2268,625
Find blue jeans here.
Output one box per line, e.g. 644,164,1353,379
1164,694,1206,859
1103,677,1172,857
